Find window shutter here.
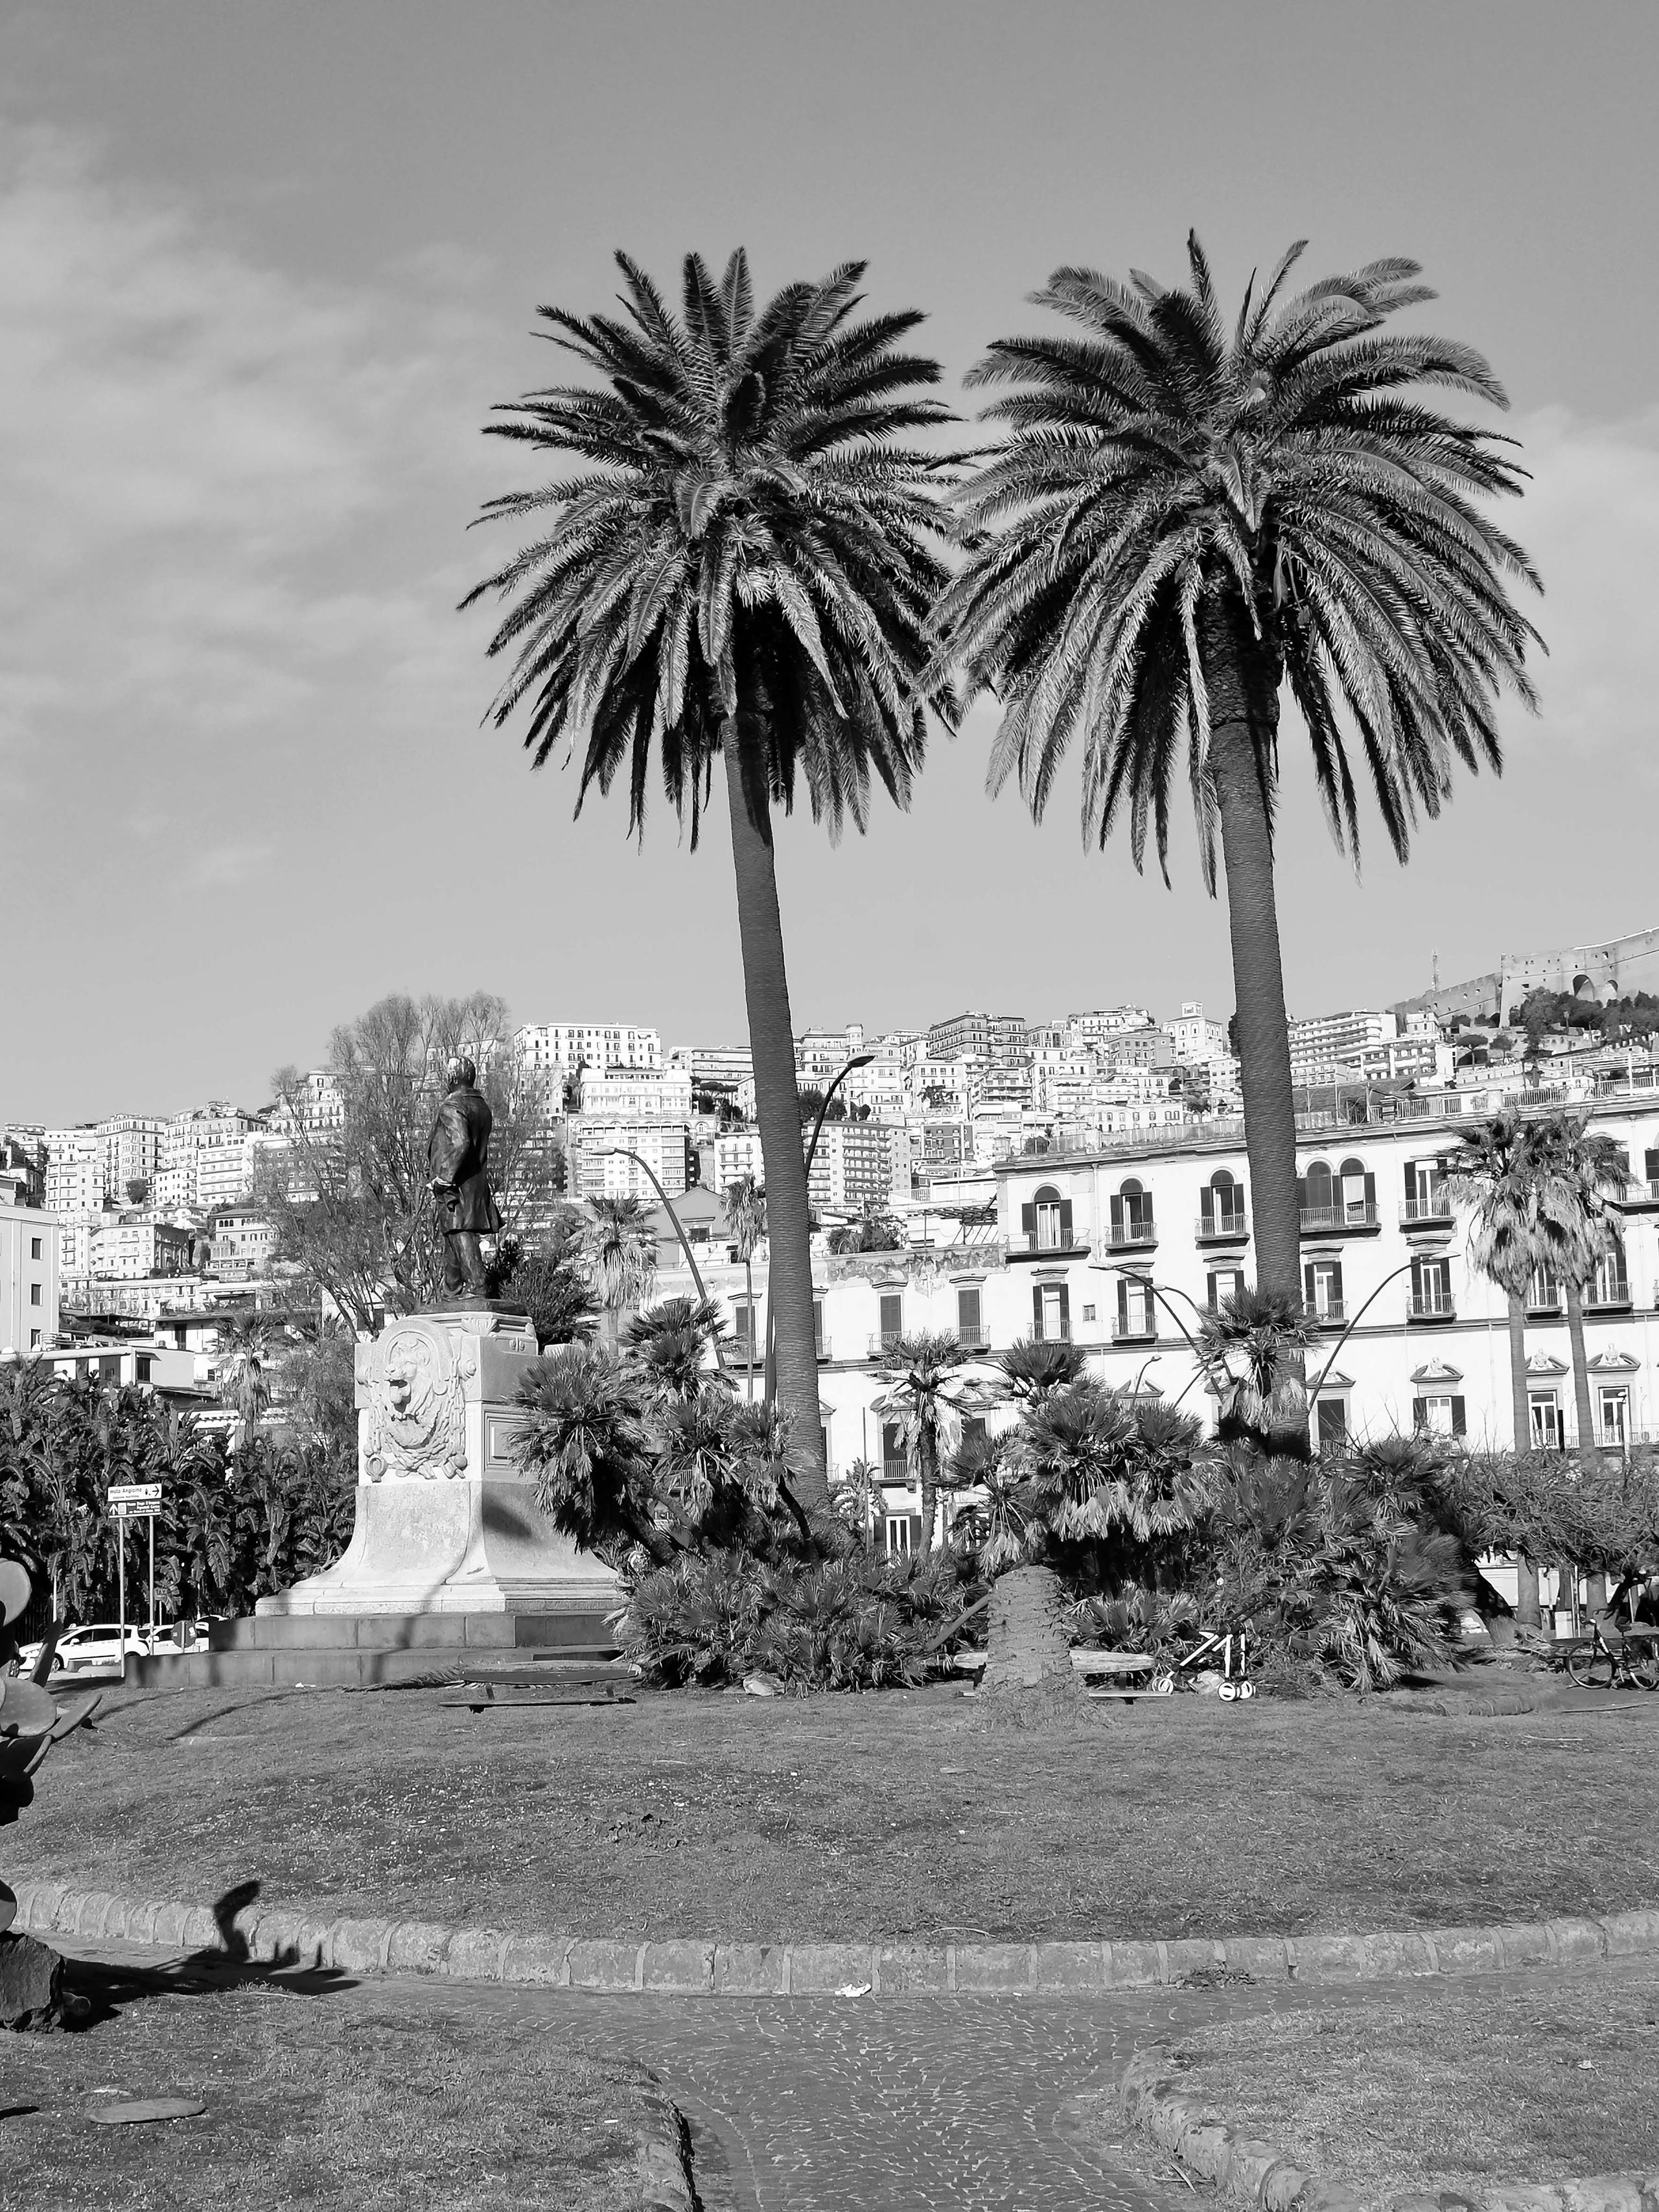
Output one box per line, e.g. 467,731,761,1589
1412,1395,1428,1432
1200,1185,1215,1227
879,1292,901,1336
1058,1284,1071,1334
1058,1198,1073,1244
882,1421,903,1461
1451,1396,1467,1437
1117,1277,1130,1327
909,1513,923,1551
1109,1194,1124,1231
1404,1159,1417,1202
1362,1173,1376,1207
1411,1256,1424,1299
1032,1285,1044,1336
1645,1149,1659,1182
1303,1261,1316,1305
1021,1202,1036,1239
1236,1180,1247,1216
1295,1176,1307,1211
1331,1260,1345,1305
957,1285,980,1333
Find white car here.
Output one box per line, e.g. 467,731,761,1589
17,1624,160,1676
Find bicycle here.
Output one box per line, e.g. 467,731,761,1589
1562,1620,1659,1692
1154,1625,1256,1701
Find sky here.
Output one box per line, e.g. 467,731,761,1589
4,0,1658,1123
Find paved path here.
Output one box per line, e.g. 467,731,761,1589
56,1934,1657,2211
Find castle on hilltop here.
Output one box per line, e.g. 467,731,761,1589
1393,924,1659,1026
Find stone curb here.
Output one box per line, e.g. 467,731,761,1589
1118,2044,1659,2212
638,2091,697,2212
15,1878,1659,2000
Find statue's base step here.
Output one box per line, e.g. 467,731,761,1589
125,1610,620,1694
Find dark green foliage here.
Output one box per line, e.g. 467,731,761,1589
618,1547,979,1690
489,1231,599,1348
826,1216,903,1254
0,1364,354,1626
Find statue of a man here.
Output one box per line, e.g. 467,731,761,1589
426,1055,503,1303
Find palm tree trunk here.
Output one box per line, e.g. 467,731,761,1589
1505,1290,1531,1451
1505,1287,1542,1629
1202,597,1306,1445
1564,1278,1597,1452
982,1564,1071,1690
722,727,826,1506
918,1420,938,1553
744,1257,756,1404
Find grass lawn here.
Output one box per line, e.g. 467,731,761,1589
1128,1968,1659,2199
0,1968,662,2212
10,1681,1659,1944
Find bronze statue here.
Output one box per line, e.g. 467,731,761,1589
426,1056,503,1303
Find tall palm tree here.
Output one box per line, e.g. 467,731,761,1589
465,250,958,1503
724,1175,767,1402
1446,1112,1546,1627
580,1195,658,1345
215,1313,273,1456
1448,1112,1538,1454
1526,1113,1630,1455
940,238,1541,1342
873,1331,991,1552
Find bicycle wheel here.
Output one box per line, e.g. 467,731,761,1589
1623,1642,1659,1692
1565,1639,1615,1689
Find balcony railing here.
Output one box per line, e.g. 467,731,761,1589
1017,1233,1091,1257
1032,1320,1073,1344
1111,1316,1157,1342
1588,1281,1632,1310
1305,1301,1346,1327
1400,1198,1454,1227
1195,1211,1249,1242
1618,1181,1659,1209
955,1322,991,1349
1106,1217,1157,1250
1526,1295,1561,1316
1300,1204,1380,1233
868,1329,903,1357
881,1458,911,1486
1408,1294,1456,1321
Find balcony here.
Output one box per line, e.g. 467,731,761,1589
1012,1234,1091,1262
1300,1204,1380,1236
1588,1281,1633,1312
955,1323,991,1349
1618,1181,1659,1211
1305,1301,1346,1329
868,1329,903,1358
1408,1294,1457,1322
1112,1316,1157,1343
1032,1321,1073,1345
881,1458,911,1486
1400,1198,1454,1230
1525,1294,1561,1317
1105,1217,1157,1252
1195,1211,1249,1244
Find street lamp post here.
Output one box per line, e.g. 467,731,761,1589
1087,1260,1224,1406
606,1148,728,1373
765,1053,875,1406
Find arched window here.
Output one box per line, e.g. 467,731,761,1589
1592,1233,1630,1308
1023,1182,1070,1252
1110,1176,1154,1242
1303,1160,1334,1221
1337,1156,1376,1222
1200,1167,1247,1232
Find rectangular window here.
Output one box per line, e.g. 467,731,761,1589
1316,1398,1348,1450
1411,1257,1454,1317
956,1285,982,1347
29,1237,41,1261
1599,1388,1629,1447
1115,1277,1154,1339
29,1330,40,1349
28,1284,40,1307
881,1421,907,1482
1303,1259,1343,1323
1529,1392,1562,1449
813,1297,826,1358
1034,1282,1071,1342
878,1291,902,1347
137,1355,153,1384
1207,1268,1246,1313
732,1305,754,1351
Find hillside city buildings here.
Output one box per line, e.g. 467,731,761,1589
8,918,1659,1477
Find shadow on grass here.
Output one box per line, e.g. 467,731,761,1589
60,1878,358,2031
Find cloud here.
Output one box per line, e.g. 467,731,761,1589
191,840,272,888
1509,404,1659,764
0,126,494,787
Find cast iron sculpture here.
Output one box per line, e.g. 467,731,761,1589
426,1054,503,1303
1,1558,100,2028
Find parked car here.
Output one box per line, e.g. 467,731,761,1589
16,1622,198,1675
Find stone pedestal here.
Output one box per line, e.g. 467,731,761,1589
257,1308,615,1620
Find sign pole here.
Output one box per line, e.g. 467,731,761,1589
148,1511,156,1659
117,1518,126,1690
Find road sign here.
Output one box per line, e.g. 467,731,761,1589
108,1484,163,1505
113,1500,159,1520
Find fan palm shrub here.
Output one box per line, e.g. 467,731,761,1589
940,237,1541,1333
1198,1286,1314,1455
467,249,958,1502
1525,1112,1630,1454
579,1195,658,1346
873,1331,993,1551
1447,1112,1541,1454
723,1175,767,1401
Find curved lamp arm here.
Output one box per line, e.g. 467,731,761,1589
1305,1253,1455,1412
607,1148,728,1373
1087,1261,1227,1402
